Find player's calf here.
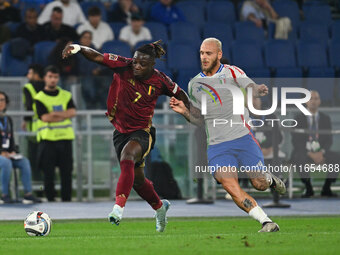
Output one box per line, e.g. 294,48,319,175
249,176,269,191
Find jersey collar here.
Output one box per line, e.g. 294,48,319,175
200,63,223,77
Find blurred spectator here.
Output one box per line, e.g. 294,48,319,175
240,0,292,39
98,0,115,11
119,13,152,49
77,6,114,49
34,66,76,202
76,30,98,75
291,91,339,198
42,7,78,42
78,30,94,49
0,91,41,204
38,0,86,27
0,25,10,50
0,0,21,24
150,0,185,26
22,64,45,186
15,8,44,47
108,0,140,24
75,30,111,109
48,37,78,85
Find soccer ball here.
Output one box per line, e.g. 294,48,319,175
24,211,52,236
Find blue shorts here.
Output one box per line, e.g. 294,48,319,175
207,133,264,175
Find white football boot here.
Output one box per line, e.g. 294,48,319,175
269,173,286,195
258,222,280,232
155,200,170,232
108,204,124,226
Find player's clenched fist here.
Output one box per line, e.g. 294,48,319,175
62,43,81,59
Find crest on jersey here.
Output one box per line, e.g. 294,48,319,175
128,79,135,86
148,85,155,96
196,82,222,106
108,54,118,61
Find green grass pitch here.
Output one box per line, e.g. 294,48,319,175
0,216,339,255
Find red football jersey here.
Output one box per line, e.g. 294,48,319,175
103,53,181,133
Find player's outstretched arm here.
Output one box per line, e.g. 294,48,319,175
170,92,204,126
246,83,268,110
62,43,105,65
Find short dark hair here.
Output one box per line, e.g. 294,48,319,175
131,13,143,21
44,65,60,76
136,40,165,59
88,6,101,16
80,30,92,38
52,6,63,14
0,91,10,112
29,64,44,79
25,7,38,15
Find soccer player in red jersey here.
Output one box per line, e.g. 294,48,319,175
62,40,190,232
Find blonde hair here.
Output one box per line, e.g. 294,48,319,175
202,37,222,51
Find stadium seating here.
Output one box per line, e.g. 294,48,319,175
133,40,153,52
33,41,56,67
275,67,303,77
176,1,206,28
144,22,169,44
272,0,300,28
155,59,171,73
202,22,233,60
303,2,332,25
176,68,201,92
203,22,233,44
297,41,329,68
139,0,157,20
80,2,107,21
331,20,340,43
329,42,340,69
234,21,265,45
101,40,131,57
4,22,20,37
231,40,270,77
169,22,201,49
305,78,334,104
109,22,126,38
264,40,301,77
299,21,329,47
264,40,296,68
206,1,236,24
1,41,32,76
167,42,200,71
297,41,334,77
308,67,335,77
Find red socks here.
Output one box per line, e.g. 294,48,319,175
115,160,162,210
115,160,135,207
134,178,163,210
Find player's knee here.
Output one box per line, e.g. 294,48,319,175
120,152,137,162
